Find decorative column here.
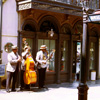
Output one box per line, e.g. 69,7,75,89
69,35,73,82
77,5,89,100
17,31,22,89
56,34,61,84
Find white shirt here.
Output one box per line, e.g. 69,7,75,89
6,52,20,72
36,50,48,68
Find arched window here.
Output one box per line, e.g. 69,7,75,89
24,24,36,31
61,24,72,34
22,19,37,32
38,16,60,72
39,15,59,33
73,21,83,34
40,20,56,33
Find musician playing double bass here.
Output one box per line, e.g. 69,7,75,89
36,45,53,89
21,46,35,90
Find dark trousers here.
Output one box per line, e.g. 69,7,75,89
6,69,18,91
20,70,25,88
38,68,46,88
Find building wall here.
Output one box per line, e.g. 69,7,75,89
2,0,18,64
18,9,82,32
0,0,18,88
99,39,100,78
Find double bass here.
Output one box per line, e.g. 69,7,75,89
23,54,37,85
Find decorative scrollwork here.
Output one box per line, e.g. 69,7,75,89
19,3,31,11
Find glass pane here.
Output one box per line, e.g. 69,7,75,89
27,38,33,53
48,40,55,72
38,39,43,50
76,42,81,74
48,61,55,72
61,40,68,71
38,39,55,72
63,52,66,60
44,40,49,51
26,38,33,49
50,40,55,50
61,61,65,71
63,62,66,70
89,42,95,70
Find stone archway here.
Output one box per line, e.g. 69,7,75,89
21,19,38,32
38,15,60,34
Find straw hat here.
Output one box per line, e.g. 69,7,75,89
40,45,47,50
11,45,18,50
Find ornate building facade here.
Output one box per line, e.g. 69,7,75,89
1,0,100,88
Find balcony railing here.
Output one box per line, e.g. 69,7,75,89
49,0,99,9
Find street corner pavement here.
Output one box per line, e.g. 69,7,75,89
0,87,78,100
0,83,100,100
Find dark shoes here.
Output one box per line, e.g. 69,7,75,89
6,90,10,93
25,87,30,91
38,87,42,89
11,89,16,92
38,86,48,90
6,89,17,92
42,86,48,89
20,87,25,91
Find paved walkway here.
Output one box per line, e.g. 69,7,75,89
0,80,100,100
